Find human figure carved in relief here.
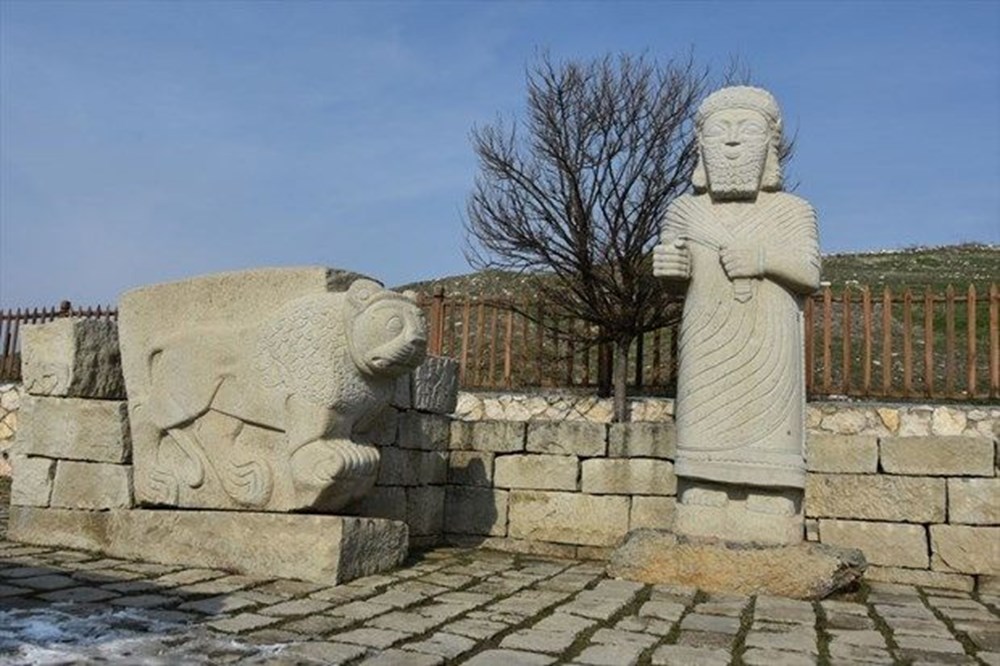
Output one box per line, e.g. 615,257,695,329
653,87,820,543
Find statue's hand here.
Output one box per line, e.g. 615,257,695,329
653,240,691,279
720,245,763,280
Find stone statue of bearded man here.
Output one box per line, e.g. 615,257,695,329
653,86,821,545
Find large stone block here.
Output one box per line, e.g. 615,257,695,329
880,436,994,476
818,520,927,568
581,459,676,495
494,454,578,491
118,267,427,513
10,456,55,506
526,421,607,457
346,485,406,522
452,420,526,453
397,412,450,451
806,434,877,473
930,525,1000,575
377,448,447,486
607,529,866,600
444,486,508,536
607,422,676,459
508,490,629,547
21,318,125,399
411,356,459,414
629,496,676,531
448,451,494,486
805,474,945,523
406,486,445,537
8,506,408,584
948,478,1000,525
864,566,973,592
17,396,130,463
50,460,133,510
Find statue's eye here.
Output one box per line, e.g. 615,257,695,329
386,316,403,335
741,121,765,137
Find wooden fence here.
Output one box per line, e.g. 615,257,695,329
2,284,997,401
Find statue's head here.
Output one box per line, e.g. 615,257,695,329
692,86,782,200
345,279,427,377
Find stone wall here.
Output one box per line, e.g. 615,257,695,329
0,382,20,476
445,393,999,592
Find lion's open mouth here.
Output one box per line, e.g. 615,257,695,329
370,338,427,371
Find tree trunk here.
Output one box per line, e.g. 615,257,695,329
597,340,613,397
613,337,631,422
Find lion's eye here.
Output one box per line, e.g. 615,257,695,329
386,316,403,335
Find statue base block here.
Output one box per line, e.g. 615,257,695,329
8,506,408,585
607,529,866,600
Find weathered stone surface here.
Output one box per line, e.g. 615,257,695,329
119,267,426,513
930,525,1000,575
406,486,445,537
8,506,408,584
805,434,877,473
674,479,804,546
444,487,508,536
377,449,447,486
608,529,865,599
581,459,676,495
880,436,994,476
397,412,450,451
948,478,1000,525
10,456,55,506
805,474,945,522
452,421,526,453
819,520,927,568
348,485,407,521
494,454,578,491
607,422,676,459
629,496,676,531
508,490,629,547
411,356,459,414
448,451,494,486
17,396,130,463
50,460,133,509
864,566,974,592
21,318,125,399
931,406,968,436
526,421,606,457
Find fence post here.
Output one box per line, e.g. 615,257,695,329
991,283,999,399
428,287,445,356
967,284,977,397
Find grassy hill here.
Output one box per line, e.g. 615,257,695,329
399,243,998,298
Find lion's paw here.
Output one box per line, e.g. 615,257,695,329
290,439,380,488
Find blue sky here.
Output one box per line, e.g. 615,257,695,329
1,0,998,308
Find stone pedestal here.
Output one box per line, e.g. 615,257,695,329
674,479,803,545
9,506,408,585
608,529,866,600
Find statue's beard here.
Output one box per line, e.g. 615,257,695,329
702,143,767,200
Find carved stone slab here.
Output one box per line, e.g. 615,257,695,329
411,356,459,414
21,319,125,399
118,267,427,513
9,506,408,584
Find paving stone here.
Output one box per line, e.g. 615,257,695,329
828,641,895,664
178,594,259,615
109,593,177,608
360,649,445,666
650,644,731,665
893,634,967,653
365,589,429,608
0,565,58,579
744,626,818,654
676,631,735,649
278,641,367,664
742,648,817,665
37,586,119,603
574,642,645,666
369,610,442,633
329,600,396,621
827,629,890,647
823,610,875,630
15,574,78,590
588,628,658,647
881,615,954,637
501,628,583,653
615,614,674,635
153,568,229,587
402,631,477,659
695,596,751,616
259,597,333,616
680,612,742,634
872,602,937,620
754,596,816,624
208,612,282,634
334,627,411,649
442,617,508,640
281,614,354,635
461,649,556,666
0,583,30,597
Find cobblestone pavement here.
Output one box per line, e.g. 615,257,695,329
1,480,998,665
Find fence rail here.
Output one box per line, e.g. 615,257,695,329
2,284,997,401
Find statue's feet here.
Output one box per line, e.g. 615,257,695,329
290,439,380,510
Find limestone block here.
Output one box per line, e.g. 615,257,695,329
17,396,130,463
494,454,578,491
448,451,494,487
526,421,607,457
880,436,994,476
629,496,676,531
118,268,427,513
607,529,866,599
346,485,407,522
444,486,508,536
397,412,450,451
948,478,1000,525
353,407,399,447
581,459,676,495
805,434,877,473
21,318,125,399
864,566,973,592
50,460,133,510
608,422,676,459
930,525,1000,575
818,520,928,569
8,506,408,585
411,356,459,414
377,449,447,486
406,486,445,536
391,374,412,409
508,490,629,547
10,456,55,506
805,474,945,523
452,420,526,453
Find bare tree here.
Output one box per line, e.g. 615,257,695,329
465,53,711,421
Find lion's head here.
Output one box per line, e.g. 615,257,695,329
345,279,427,377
